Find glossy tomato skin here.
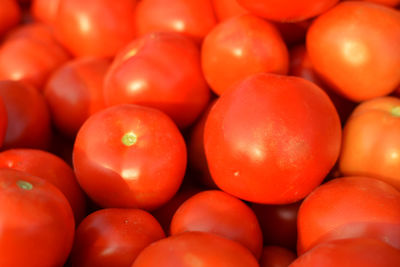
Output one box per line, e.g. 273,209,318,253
0,0,21,37
0,81,52,150
237,0,339,22
0,149,86,223
204,73,341,204
73,104,187,210
132,232,259,267
202,14,289,95
297,176,400,254
211,0,247,21
0,169,75,267
104,32,210,129
31,0,61,25
307,1,400,102
135,0,217,43
260,246,296,267
291,238,400,267
70,208,165,267
170,190,263,259
45,57,110,137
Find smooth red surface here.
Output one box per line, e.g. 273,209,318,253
358,0,400,7
211,0,247,21
0,0,21,36
260,246,296,267
31,0,61,24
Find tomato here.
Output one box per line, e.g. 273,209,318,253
0,148,86,223
135,0,217,43
202,14,289,95
211,0,247,21
170,190,263,258
55,0,137,57
31,0,60,25
70,208,165,267
297,176,400,254
0,0,21,37
73,104,187,210
291,238,400,267
104,32,210,129
204,73,341,204
339,97,400,190
132,232,259,267
0,168,74,267
45,57,110,137
307,1,400,102
6,22,56,43
252,202,301,250
0,81,52,150
260,246,296,267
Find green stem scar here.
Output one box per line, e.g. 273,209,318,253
122,132,137,146
391,106,400,117
17,180,33,190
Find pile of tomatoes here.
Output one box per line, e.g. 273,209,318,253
0,0,400,266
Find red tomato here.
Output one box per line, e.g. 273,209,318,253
73,104,187,210
0,148,86,223
204,73,341,204
0,168,75,267
297,176,400,254
45,57,110,137
31,0,60,25
55,0,137,57
339,97,400,190
70,208,165,267
291,238,400,267
252,202,301,251
307,1,400,102
0,0,21,37
0,81,52,150
260,246,296,267
237,0,339,22
104,32,210,129
211,0,247,21
134,0,217,43
170,190,263,259
132,232,259,267
6,22,56,43
201,14,289,95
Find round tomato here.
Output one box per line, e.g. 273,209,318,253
0,168,75,267
0,0,21,37
204,73,341,204
73,104,187,210
70,208,165,267
170,190,263,258
201,14,289,95
260,246,296,267
31,0,60,25
132,232,259,267
307,1,400,102
211,0,247,21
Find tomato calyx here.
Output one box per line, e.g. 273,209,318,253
121,132,138,146
391,106,400,117
16,180,33,190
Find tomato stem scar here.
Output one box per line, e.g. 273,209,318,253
122,132,137,146
16,180,33,190
391,106,400,117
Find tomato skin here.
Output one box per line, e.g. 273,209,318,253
291,238,400,267
132,232,259,267
0,0,21,37
202,14,289,96
297,176,400,254
307,1,400,102
73,104,187,210
204,73,341,204
55,0,137,57
211,0,247,21
170,190,263,259
70,208,165,267
135,0,217,43
31,0,61,25
45,57,110,137
359,0,400,7
0,81,52,150
237,0,339,22
104,32,210,129
260,246,296,267
0,168,75,267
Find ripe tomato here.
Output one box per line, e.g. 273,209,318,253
104,32,210,129
0,148,86,223
0,81,52,149
0,0,21,37
0,168,75,267
132,232,259,267
307,1,400,102
297,176,400,254
211,0,247,21
202,14,289,95
70,208,165,267
204,73,341,204
73,104,187,210
135,0,217,43
55,0,137,57
339,97,400,190
45,57,110,137
31,0,60,25
170,190,263,258
260,246,296,267
291,238,400,267
236,0,339,22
